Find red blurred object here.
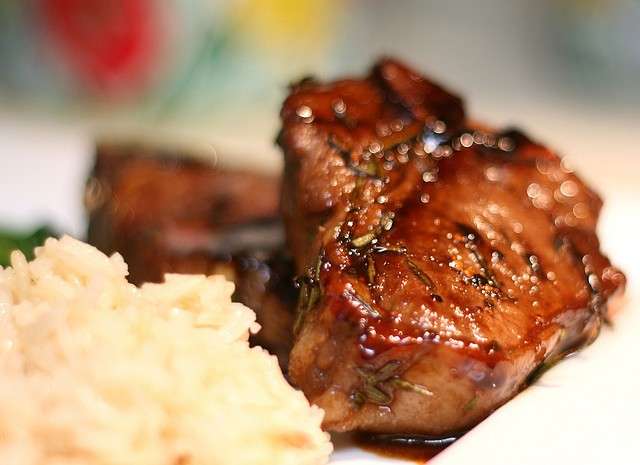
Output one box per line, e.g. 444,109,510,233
40,0,162,95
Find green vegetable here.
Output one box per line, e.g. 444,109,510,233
0,226,56,267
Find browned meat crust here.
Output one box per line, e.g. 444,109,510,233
278,58,626,436
85,143,296,365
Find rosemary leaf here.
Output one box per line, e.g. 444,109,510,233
351,233,376,248
364,385,393,405
355,366,376,384
406,258,435,289
294,281,320,334
372,244,407,254
293,254,324,335
362,160,378,177
346,289,381,318
307,285,320,312
355,360,428,407
463,395,478,413
350,390,366,409
314,254,322,282
390,378,434,397
293,284,310,334
374,360,403,382
367,255,376,285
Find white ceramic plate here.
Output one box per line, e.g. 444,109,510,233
1,115,638,465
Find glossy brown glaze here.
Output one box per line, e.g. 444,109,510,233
355,434,453,463
86,143,297,365
278,58,625,435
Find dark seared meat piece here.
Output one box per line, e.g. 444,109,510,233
278,58,626,436
86,143,297,364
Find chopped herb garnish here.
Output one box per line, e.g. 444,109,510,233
348,213,396,252
345,288,381,318
525,356,562,385
406,257,435,289
363,384,393,405
293,281,321,334
463,395,478,413
307,284,320,311
366,255,376,285
367,360,402,381
354,361,400,406
360,160,379,177
351,233,376,248
293,283,311,334
389,378,434,397
352,360,432,408
350,390,366,408
293,253,325,335
372,244,407,254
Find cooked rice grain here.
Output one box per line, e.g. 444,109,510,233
0,236,331,465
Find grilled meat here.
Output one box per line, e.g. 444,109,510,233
278,58,626,436
86,143,297,364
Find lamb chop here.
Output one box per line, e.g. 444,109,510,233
85,143,297,364
278,58,625,436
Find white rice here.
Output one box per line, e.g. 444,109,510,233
0,236,331,465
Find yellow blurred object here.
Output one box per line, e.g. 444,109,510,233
233,0,340,58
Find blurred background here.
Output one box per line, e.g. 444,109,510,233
0,0,638,240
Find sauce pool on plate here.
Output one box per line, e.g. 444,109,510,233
354,434,456,463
